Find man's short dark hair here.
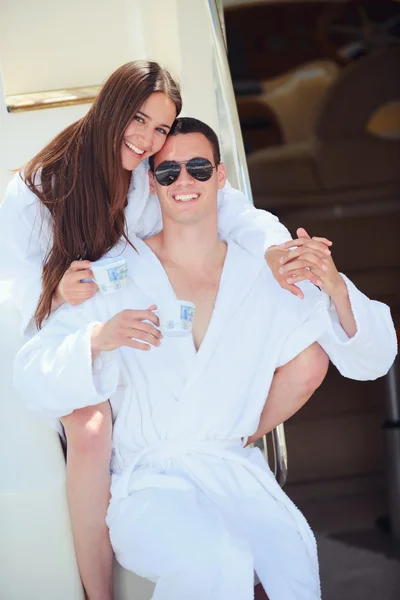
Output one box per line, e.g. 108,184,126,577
149,117,221,171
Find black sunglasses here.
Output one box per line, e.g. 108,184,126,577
154,157,216,186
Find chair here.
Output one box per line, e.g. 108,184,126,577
248,47,400,208
247,47,400,315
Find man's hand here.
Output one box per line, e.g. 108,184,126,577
265,230,333,299
279,228,346,299
91,306,162,356
54,260,98,309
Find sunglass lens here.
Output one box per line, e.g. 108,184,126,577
186,158,214,181
154,161,181,186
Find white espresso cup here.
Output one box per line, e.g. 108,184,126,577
90,257,128,294
156,300,195,337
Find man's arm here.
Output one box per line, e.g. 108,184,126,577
14,303,162,419
247,343,329,446
13,305,120,419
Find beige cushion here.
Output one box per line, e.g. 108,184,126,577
247,142,319,196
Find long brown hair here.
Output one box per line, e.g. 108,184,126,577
24,61,182,328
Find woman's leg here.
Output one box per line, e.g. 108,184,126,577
61,402,113,600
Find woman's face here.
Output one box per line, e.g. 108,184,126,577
121,92,177,171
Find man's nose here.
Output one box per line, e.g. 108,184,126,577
175,164,194,185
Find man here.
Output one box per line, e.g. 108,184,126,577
15,118,397,600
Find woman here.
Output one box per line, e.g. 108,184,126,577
0,61,308,600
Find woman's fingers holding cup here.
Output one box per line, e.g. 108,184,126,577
77,268,94,281
68,260,92,272
75,283,99,300
75,278,98,292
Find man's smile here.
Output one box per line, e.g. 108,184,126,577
173,193,200,203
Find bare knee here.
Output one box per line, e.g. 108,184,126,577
61,402,112,458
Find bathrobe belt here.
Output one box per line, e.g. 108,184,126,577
112,438,246,500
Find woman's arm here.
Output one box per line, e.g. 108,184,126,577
279,229,397,379
275,274,397,382
0,174,48,337
216,181,313,298
0,174,98,337
217,180,292,253
318,275,397,380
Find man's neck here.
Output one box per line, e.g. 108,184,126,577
145,215,227,352
146,216,225,271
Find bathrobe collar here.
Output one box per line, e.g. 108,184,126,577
124,235,265,393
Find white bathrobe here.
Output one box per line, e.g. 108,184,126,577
14,237,397,600
0,161,290,337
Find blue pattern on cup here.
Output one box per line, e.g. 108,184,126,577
107,264,128,283
180,305,195,323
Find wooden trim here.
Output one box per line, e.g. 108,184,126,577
6,85,101,113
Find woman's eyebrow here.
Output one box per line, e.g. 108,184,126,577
137,110,171,130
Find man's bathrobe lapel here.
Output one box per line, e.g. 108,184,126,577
122,237,265,396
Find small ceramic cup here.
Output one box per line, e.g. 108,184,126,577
90,257,128,294
156,300,195,337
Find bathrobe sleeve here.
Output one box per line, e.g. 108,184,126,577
0,173,47,338
277,276,397,381
215,180,292,255
316,274,397,380
13,302,120,419
134,176,292,256
276,282,328,368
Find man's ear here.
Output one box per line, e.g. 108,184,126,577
217,162,227,190
148,170,156,195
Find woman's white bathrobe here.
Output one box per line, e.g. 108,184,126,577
0,162,290,337
14,238,397,600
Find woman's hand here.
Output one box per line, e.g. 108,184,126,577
265,230,333,299
54,260,99,308
279,228,345,299
91,306,162,356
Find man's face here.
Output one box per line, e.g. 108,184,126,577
150,132,226,225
